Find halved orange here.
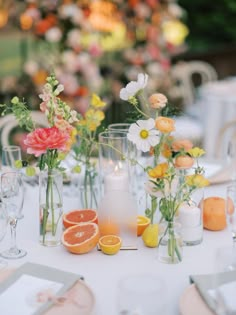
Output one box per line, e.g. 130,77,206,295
61,222,100,254
137,215,151,236
99,235,122,255
63,209,98,229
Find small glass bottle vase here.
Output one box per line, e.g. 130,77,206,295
158,220,183,264
78,165,99,210
39,170,63,246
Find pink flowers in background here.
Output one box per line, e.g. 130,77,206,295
24,127,69,157
0,0,189,116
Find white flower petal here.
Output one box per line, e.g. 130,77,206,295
145,118,155,130
136,139,151,152
148,135,160,147
126,81,139,95
128,123,140,134
120,88,129,100
148,129,159,136
127,133,138,142
137,73,148,88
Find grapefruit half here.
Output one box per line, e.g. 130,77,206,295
62,222,100,254
63,209,98,229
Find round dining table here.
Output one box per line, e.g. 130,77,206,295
0,176,233,315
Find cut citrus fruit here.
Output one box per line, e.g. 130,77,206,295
99,235,122,255
63,209,98,229
137,215,151,236
62,222,100,254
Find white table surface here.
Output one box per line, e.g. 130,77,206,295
0,178,233,315
197,77,236,159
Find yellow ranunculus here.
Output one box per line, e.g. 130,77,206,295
186,174,209,188
188,147,205,158
91,93,106,108
85,109,105,131
148,162,168,178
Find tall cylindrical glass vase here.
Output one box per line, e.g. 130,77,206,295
39,169,63,247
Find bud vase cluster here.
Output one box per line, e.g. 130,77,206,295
119,73,209,262
1,75,79,244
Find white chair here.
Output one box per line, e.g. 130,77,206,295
169,61,218,144
215,120,236,160
0,111,48,147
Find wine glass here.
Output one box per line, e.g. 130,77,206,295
0,171,27,259
0,203,8,268
117,273,167,314
226,184,236,244
1,145,22,172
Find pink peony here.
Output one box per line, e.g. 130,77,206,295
24,127,69,157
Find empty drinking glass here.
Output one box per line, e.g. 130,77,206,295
1,145,22,172
117,273,167,314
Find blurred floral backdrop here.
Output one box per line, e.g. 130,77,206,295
0,0,188,123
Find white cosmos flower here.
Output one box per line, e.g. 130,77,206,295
119,73,148,100
127,118,159,152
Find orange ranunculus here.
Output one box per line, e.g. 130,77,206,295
172,139,193,152
148,162,168,178
155,116,175,133
174,155,194,169
149,93,168,109
24,127,69,157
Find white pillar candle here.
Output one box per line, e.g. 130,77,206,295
178,203,203,243
104,168,129,192
178,204,201,228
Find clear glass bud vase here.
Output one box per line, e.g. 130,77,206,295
39,170,63,246
78,164,99,210
158,220,183,264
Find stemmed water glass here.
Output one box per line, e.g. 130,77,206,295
0,171,27,259
0,203,8,268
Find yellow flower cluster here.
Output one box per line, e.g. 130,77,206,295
77,93,106,132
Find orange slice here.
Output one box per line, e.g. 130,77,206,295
63,209,98,229
62,222,100,254
99,235,122,255
137,215,151,236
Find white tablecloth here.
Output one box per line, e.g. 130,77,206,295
0,180,233,315
197,77,236,159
